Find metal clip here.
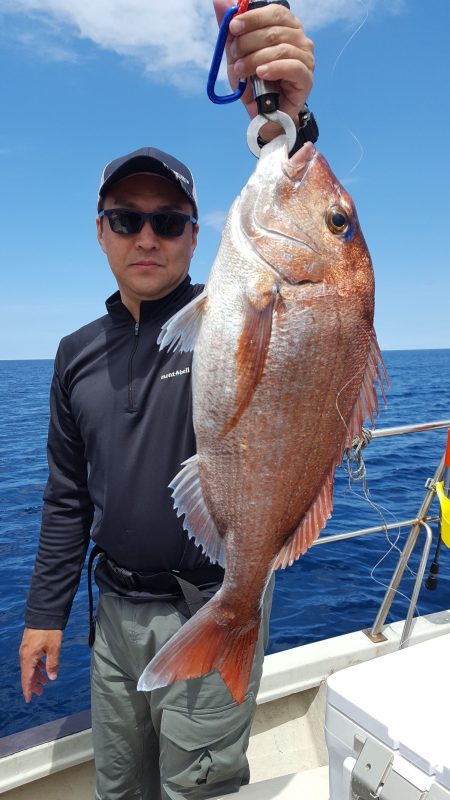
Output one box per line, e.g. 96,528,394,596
207,5,247,104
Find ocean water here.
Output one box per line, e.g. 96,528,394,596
1,351,450,738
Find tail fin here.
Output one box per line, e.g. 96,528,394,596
137,595,260,704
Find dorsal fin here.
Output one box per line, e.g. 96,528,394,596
345,329,388,448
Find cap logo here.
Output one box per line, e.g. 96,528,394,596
173,170,189,186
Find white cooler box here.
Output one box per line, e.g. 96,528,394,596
325,633,450,799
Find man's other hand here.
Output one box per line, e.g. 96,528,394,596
19,628,63,703
212,0,314,128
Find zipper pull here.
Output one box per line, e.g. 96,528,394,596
134,322,140,336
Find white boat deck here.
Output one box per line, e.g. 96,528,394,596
2,609,450,799
214,766,329,799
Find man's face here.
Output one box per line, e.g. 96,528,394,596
97,173,198,315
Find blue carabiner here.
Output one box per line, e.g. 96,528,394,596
207,5,247,104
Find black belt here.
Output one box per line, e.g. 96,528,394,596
87,544,223,647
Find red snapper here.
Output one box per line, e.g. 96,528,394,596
138,138,387,703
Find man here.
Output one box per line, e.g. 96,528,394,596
19,2,315,797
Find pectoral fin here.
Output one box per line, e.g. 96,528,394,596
222,283,278,436
157,289,207,353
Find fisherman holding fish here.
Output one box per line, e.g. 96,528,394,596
19,2,317,798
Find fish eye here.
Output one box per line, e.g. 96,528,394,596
326,206,350,235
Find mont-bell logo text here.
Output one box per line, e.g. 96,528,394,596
161,366,190,380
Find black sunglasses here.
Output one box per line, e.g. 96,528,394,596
99,208,198,238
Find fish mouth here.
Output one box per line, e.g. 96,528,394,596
283,141,316,183
249,142,320,261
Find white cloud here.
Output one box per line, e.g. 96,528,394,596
0,0,405,83
340,174,361,187
202,209,228,231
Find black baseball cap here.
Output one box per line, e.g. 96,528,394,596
97,146,198,218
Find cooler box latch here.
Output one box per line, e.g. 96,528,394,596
351,737,450,800
351,736,394,799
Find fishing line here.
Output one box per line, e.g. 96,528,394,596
343,442,423,614
335,337,419,612
329,0,369,179
346,458,419,583
343,444,402,559
331,2,369,80
342,129,365,178
339,394,417,588
342,420,419,585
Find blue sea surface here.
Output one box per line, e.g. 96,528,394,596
1,351,450,738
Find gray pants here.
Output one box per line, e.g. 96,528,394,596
91,579,274,800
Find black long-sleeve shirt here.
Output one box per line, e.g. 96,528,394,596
25,277,221,629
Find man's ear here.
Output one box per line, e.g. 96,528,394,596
191,223,199,258
96,216,107,254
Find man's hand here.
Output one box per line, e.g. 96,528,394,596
19,628,63,703
212,0,314,132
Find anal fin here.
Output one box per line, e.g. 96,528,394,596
273,472,334,570
170,454,225,567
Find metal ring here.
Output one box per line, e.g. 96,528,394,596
246,111,297,157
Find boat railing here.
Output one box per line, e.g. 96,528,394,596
313,419,450,648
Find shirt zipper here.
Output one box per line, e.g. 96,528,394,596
128,321,140,410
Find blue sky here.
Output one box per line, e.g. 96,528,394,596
0,0,449,359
